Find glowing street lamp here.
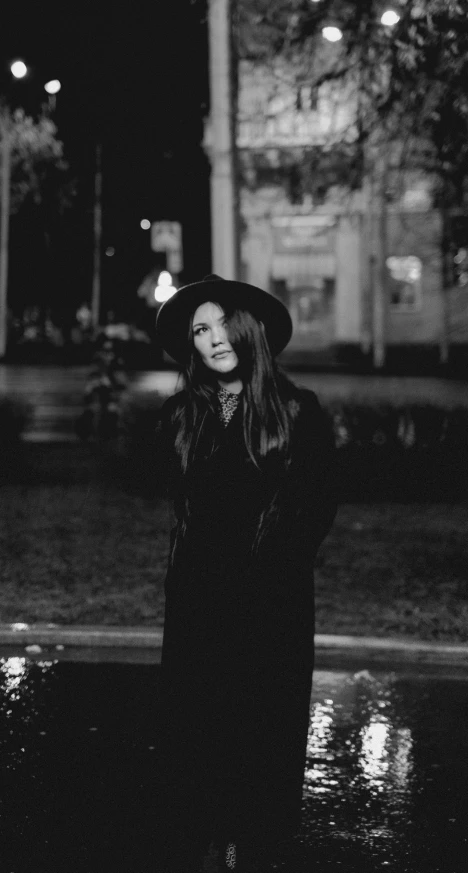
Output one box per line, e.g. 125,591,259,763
44,79,61,112
44,79,61,96
154,270,177,303
381,9,400,26
10,60,28,79
322,26,343,42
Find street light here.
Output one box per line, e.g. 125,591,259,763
154,270,177,303
10,60,28,80
44,79,61,112
322,26,343,42
381,10,400,26
44,79,61,96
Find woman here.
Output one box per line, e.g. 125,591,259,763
154,275,336,872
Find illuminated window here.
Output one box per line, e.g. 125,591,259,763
454,247,468,287
387,255,422,312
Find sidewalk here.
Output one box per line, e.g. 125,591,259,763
2,623,468,668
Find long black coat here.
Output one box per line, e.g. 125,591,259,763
156,385,336,850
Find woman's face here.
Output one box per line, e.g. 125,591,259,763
192,301,239,375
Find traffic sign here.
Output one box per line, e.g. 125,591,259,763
167,249,183,274
151,221,182,273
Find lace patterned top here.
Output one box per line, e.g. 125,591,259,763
217,386,241,427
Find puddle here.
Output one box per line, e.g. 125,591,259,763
0,658,466,871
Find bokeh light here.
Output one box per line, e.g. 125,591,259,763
381,10,400,26
322,26,343,42
10,60,28,79
44,79,61,95
154,271,177,302
140,219,151,230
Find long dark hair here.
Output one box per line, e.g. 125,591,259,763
166,300,301,562
165,299,300,563
173,300,300,474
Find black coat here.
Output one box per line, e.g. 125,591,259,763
156,384,337,848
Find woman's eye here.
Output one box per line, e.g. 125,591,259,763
194,327,206,336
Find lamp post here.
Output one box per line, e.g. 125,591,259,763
91,142,102,329
0,61,26,356
321,12,399,368
44,79,62,113
206,0,239,280
0,112,12,358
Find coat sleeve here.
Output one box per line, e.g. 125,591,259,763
286,389,337,557
246,390,337,674
257,389,337,589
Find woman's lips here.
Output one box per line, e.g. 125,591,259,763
213,350,231,358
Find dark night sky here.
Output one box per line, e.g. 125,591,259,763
0,1,212,320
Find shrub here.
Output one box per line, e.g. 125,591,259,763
0,394,32,445
325,402,468,500
0,394,32,482
113,389,169,495
100,392,468,501
326,402,468,451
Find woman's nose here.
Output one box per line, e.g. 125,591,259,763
212,325,226,345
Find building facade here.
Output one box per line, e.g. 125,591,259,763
235,58,468,365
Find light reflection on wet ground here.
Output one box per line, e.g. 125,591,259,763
0,656,466,872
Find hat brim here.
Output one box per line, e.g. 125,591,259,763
156,277,293,363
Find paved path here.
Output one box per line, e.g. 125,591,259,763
2,657,467,871
1,623,467,668
0,365,88,441
2,364,468,441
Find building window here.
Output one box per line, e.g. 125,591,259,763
293,278,334,333
295,85,318,112
453,247,468,287
387,256,422,312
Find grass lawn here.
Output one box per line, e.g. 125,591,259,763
1,466,467,640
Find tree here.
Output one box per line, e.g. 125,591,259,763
0,106,73,356
234,0,468,365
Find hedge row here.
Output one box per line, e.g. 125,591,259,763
117,392,468,452
2,390,467,500
0,395,32,483
114,392,468,500
328,402,468,451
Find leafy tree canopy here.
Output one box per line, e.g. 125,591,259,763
0,106,75,215
235,0,468,205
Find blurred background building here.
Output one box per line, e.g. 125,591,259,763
205,0,468,371
1,0,468,372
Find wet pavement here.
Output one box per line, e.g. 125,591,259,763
0,653,467,872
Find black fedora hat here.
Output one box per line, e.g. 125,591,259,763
156,274,293,363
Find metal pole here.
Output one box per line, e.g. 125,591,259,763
91,142,102,329
372,154,388,369
439,204,451,365
207,0,238,279
0,112,11,359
